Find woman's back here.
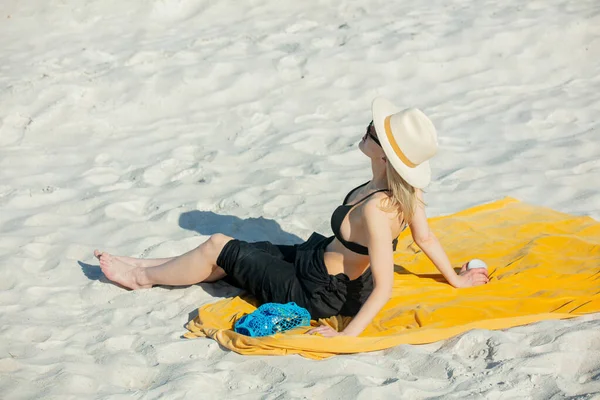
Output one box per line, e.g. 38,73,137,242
324,182,405,280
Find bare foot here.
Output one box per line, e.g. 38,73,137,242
97,252,151,289
95,250,148,268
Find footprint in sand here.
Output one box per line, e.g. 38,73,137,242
0,113,31,146
154,341,214,364
100,353,157,390
82,167,120,186
142,158,199,186
285,20,319,34
58,372,99,395
148,0,206,22
276,53,307,81
332,74,363,89
104,199,148,221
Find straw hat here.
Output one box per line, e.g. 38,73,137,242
372,97,438,188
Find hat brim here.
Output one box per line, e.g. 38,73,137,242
372,97,432,189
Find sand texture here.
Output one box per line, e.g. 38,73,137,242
1,0,599,398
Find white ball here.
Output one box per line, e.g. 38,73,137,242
467,259,488,270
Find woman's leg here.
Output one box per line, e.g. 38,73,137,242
94,250,175,268
96,234,233,289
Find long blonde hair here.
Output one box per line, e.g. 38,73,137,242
380,162,424,225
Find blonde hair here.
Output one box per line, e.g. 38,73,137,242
380,162,424,225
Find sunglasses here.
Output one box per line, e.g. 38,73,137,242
365,121,381,147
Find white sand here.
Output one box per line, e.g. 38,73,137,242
1,0,599,398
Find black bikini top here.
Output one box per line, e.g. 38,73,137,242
330,181,399,255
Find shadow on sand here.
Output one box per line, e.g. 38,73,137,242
178,210,303,245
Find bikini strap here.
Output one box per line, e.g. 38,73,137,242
342,181,370,204
351,188,390,206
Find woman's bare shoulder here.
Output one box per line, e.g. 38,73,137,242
363,193,403,222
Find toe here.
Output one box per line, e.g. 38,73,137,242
94,249,103,259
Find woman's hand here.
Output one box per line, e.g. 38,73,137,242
306,324,347,337
453,263,489,288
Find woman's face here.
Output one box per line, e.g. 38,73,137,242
359,121,385,159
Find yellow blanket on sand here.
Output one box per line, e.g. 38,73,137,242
184,198,600,359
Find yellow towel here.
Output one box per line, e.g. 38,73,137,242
184,198,600,359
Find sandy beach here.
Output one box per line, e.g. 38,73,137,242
1,0,599,398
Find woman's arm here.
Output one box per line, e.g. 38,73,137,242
340,199,394,336
410,190,488,288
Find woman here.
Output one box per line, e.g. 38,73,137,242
95,97,489,337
